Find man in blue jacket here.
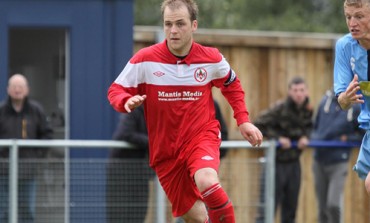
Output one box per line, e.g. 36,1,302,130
311,89,363,223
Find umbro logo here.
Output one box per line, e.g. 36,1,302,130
153,71,165,77
201,155,214,161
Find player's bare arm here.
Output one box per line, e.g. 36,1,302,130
338,74,364,110
124,95,147,113
366,172,370,196
239,122,263,147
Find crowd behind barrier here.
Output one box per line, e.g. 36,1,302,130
0,139,361,223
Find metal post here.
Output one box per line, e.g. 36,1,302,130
9,139,18,223
155,176,166,223
264,140,276,223
64,31,71,223
155,27,166,223
64,146,70,223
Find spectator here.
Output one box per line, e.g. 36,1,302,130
333,0,370,195
106,105,154,223
107,0,263,221
214,100,229,158
311,89,363,223
254,76,313,223
0,74,53,222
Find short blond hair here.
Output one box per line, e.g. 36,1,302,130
344,0,370,7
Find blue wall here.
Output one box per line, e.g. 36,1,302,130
0,0,133,142
0,1,134,222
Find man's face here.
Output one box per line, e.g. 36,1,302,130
344,4,370,42
163,4,197,57
288,83,308,106
7,76,29,102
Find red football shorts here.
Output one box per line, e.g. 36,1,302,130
154,129,221,217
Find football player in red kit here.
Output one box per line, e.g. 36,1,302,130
108,0,263,222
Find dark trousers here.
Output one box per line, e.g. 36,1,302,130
106,159,154,223
275,160,301,223
0,177,37,223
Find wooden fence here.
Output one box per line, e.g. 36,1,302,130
133,26,370,223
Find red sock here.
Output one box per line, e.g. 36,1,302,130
201,183,235,223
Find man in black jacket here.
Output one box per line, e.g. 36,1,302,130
0,74,53,222
106,105,154,223
254,76,313,223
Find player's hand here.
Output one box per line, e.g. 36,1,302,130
338,74,364,109
239,122,263,147
124,95,146,113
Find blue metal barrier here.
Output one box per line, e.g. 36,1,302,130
279,140,361,149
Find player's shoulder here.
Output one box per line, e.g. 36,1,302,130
190,42,223,63
336,33,357,48
193,42,222,59
130,41,170,64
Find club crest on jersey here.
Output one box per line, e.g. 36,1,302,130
194,68,207,82
153,71,165,77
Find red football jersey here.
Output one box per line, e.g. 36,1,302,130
108,40,249,167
